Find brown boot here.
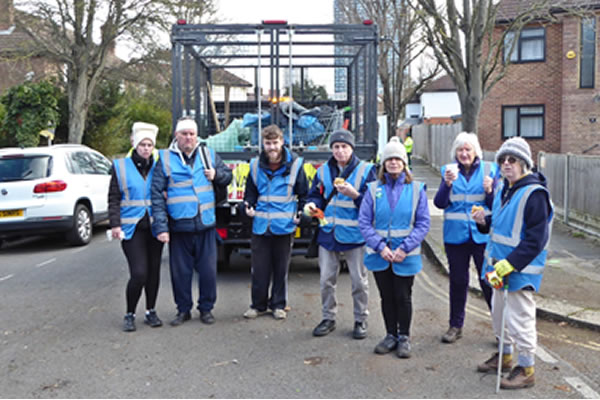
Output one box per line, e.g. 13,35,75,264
477,352,512,373
500,366,535,389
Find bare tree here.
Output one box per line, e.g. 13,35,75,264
336,0,439,137
15,0,218,144
410,0,586,133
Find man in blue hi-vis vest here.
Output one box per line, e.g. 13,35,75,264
305,129,377,340
151,117,232,327
242,124,308,321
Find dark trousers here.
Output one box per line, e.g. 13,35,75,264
121,228,164,314
169,229,217,313
250,233,293,311
373,267,415,337
445,240,492,328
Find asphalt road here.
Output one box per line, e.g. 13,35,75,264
1,230,599,398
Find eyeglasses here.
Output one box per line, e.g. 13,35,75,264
498,156,518,164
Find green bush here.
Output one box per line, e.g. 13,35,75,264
0,81,60,148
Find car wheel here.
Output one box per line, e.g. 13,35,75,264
66,204,92,245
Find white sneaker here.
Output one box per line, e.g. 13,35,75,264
273,309,287,320
243,308,258,319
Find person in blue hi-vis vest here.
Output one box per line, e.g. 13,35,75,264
434,132,499,345
304,129,377,340
473,137,553,390
108,122,164,332
151,117,232,327
358,137,430,359
242,124,308,321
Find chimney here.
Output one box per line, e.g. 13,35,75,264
0,0,15,31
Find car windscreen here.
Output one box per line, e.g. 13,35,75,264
0,155,52,182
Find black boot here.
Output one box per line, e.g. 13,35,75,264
122,313,136,332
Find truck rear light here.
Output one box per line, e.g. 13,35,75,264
34,180,67,193
262,20,287,25
216,228,228,239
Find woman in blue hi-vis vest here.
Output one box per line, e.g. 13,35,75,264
358,137,430,359
473,137,553,390
434,132,498,345
108,122,164,332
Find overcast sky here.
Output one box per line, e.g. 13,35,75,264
216,0,334,24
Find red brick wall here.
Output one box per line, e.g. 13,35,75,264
479,22,563,160
0,56,55,95
560,16,600,156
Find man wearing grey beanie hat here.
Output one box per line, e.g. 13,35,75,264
305,127,377,340
328,129,355,149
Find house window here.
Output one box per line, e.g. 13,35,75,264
502,105,544,139
580,17,596,88
504,27,545,63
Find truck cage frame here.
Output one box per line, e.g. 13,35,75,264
171,21,380,161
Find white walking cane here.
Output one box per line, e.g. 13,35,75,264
496,283,509,394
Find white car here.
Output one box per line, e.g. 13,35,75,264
0,144,112,246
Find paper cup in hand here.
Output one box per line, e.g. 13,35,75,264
446,163,459,180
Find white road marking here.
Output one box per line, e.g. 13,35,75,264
36,258,56,268
535,346,558,364
565,377,600,399
0,274,14,282
70,247,88,254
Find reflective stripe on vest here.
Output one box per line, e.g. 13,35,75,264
363,180,424,276
442,161,495,244
114,158,155,240
318,160,373,243
250,150,303,235
160,148,216,225
482,183,554,292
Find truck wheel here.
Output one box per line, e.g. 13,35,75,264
66,204,92,246
218,245,233,269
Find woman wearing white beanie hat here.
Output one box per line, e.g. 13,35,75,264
358,136,430,359
109,121,164,332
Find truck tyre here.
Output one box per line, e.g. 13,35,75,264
66,204,92,246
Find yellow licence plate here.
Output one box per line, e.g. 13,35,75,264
295,227,301,238
0,209,24,218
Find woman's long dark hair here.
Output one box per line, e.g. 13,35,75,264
378,160,413,184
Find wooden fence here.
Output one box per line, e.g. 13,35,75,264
412,122,600,234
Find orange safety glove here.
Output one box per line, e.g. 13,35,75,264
485,270,504,289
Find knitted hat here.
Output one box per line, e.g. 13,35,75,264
175,118,197,133
131,122,158,148
496,137,533,169
329,129,355,148
382,136,408,165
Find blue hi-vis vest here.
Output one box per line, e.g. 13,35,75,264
250,149,303,235
441,161,497,245
318,160,374,244
482,182,554,292
114,157,156,240
364,180,424,276
159,148,216,226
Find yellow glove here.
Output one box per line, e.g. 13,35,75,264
494,259,515,278
485,270,503,289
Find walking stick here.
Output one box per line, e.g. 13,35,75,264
495,283,509,394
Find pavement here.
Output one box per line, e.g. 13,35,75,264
410,157,600,331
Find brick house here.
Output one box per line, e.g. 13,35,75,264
0,0,58,94
478,0,600,157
